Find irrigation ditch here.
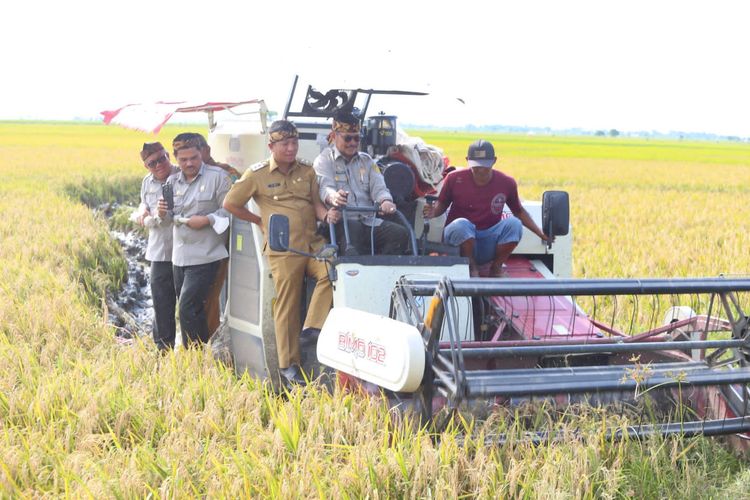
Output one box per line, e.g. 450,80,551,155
66,177,231,361
94,201,154,343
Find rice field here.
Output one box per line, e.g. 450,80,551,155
1,121,750,497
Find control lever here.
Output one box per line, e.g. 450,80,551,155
422,195,439,255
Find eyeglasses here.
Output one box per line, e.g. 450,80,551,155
339,133,360,143
147,153,169,169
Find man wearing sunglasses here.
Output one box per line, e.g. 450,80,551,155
313,111,409,256
137,142,179,350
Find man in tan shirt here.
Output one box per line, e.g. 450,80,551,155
223,120,339,386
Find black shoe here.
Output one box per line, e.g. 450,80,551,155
280,365,307,386
300,327,321,347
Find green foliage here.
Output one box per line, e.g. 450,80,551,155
71,226,127,306
109,204,143,235
63,175,141,208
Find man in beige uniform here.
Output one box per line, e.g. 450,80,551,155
223,120,338,385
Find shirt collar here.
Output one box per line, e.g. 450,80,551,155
178,163,206,183
269,156,300,173
149,165,179,184
332,144,357,164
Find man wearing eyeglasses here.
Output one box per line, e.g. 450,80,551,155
158,138,232,346
313,111,409,256
137,142,179,350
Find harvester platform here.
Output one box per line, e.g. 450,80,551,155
384,276,750,445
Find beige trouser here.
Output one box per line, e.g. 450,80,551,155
268,254,332,368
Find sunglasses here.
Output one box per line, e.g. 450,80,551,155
147,153,169,169
339,133,360,143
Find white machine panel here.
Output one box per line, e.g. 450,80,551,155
209,122,269,174
317,307,425,392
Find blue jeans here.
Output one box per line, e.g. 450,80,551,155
443,216,523,265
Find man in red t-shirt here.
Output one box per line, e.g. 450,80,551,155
425,140,550,277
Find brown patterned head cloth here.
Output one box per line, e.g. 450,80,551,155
268,120,298,143
172,133,203,154
140,141,165,161
332,110,360,133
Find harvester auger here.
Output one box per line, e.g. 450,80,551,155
386,276,750,443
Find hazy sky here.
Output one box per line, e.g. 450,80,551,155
4,0,750,135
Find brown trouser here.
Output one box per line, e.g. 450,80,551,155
268,254,332,368
205,257,228,336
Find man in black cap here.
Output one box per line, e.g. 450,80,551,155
314,111,409,255
172,132,240,180
425,139,551,277
171,133,234,339
137,142,179,350
158,137,232,346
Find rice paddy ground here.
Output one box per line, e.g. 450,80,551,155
1,121,749,497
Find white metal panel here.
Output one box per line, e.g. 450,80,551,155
317,307,425,392
208,126,269,174
332,261,475,341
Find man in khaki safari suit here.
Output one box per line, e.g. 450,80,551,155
223,120,339,386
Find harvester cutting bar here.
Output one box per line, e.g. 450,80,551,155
614,418,750,439
403,277,750,298
446,338,748,359
494,418,750,446
458,361,750,398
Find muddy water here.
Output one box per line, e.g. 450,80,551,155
106,218,232,363
108,228,153,341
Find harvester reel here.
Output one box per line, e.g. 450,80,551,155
387,276,750,447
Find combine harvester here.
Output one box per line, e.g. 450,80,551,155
104,78,750,450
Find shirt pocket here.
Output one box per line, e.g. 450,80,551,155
173,192,185,214
144,187,161,210
194,189,216,214
333,167,348,191
289,176,311,200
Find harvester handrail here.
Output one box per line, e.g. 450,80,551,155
387,276,750,443
401,277,750,297
334,205,418,256
496,418,750,446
